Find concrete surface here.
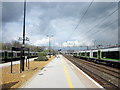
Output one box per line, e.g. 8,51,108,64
22,55,103,88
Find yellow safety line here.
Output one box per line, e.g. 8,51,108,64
61,60,74,89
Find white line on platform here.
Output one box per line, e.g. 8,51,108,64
0,57,37,68
63,56,104,89
70,66,74,69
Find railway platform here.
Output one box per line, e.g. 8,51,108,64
22,55,103,88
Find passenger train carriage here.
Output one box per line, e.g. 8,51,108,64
72,47,119,66
0,50,38,63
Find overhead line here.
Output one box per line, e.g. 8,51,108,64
74,0,94,30
81,18,119,43
91,19,118,38
78,5,119,42
66,0,94,41
85,7,119,34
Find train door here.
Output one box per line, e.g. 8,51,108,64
4,51,8,59
90,50,92,58
98,50,100,59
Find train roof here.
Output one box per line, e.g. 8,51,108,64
99,47,119,51
0,50,11,52
0,50,39,53
73,47,119,52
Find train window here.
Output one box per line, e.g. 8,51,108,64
102,52,106,58
2,52,4,57
8,52,13,57
81,53,85,56
102,51,119,59
0,52,2,57
14,53,17,57
25,53,27,56
86,52,90,56
17,53,20,56
4,52,8,58
74,53,77,56
93,52,97,57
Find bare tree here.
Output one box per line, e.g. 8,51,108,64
12,40,22,48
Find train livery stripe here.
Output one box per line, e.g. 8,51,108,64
93,57,98,59
101,58,120,61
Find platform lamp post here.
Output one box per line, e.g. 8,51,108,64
18,37,29,72
22,0,26,71
47,35,53,58
18,0,27,71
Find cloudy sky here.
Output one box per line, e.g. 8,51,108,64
1,0,119,49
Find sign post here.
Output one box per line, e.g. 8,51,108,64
11,49,13,73
25,56,27,67
28,49,29,69
11,47,29,73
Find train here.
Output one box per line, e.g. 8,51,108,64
0,50,38,63
71,47,120,67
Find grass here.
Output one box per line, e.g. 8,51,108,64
0,56,55,89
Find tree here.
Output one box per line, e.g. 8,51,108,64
12,40,22,48
1,42,12,50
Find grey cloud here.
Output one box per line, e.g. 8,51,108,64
2,2,118,25
76,2,118,37
2,2,24,24
98,19,118,30
79,2,117,28
26,2,88,36
2,2,118,45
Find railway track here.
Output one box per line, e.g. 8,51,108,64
77,58,120,79
82,58,119,74
63,55,120,89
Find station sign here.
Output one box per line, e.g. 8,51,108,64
12,47,29,51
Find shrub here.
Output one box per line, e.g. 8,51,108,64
34,52,48,61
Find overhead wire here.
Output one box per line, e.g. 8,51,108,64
81,18,119,44
77,4,119,42
74,0,94,30
64,2,118,49
65,0,94,41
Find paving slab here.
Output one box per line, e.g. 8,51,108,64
22,55,103,88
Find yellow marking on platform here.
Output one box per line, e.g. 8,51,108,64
61,60,74,89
